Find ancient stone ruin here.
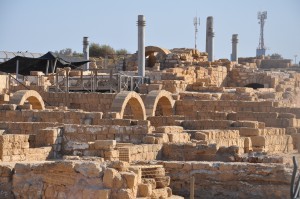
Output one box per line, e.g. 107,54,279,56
0,16,299,199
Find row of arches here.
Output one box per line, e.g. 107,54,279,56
8,89,175,121
111,90,174,120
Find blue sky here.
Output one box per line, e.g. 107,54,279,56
1,0,299,61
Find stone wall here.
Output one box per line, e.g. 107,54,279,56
260,59,292,69
0,122,61,135
156,161,291,199
0,134,52,162
42,92,116,112
63,124,151,156
0,109,103,125
175,100,276,115
1,160,176,199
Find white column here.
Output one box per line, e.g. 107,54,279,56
231,34,238,62
83,36,89,70
137,15,145,77
206,16,214,62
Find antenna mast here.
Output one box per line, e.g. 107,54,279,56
194,16,200,50
256,11,267,57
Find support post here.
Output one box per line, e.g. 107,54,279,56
231,34,239,62
206,16,215,62
53,58,58,73
16,59,19,80
137,15,146,77
130,76,134,91
109,69,113,93
83,37,89,70
46,60,50,75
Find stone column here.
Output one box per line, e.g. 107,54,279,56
83,36,89,71
137,15,146,77
206,16,215,62
231,34,238,62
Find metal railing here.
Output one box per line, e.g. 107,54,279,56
7,69,150,94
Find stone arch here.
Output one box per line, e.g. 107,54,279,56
145,46,171,68
111,91,146,120
144,90,175,117
9,90,45,110
239,73,275,88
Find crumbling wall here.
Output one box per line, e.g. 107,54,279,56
42,92,116,112
0,108,103,125
156,161,291,199
2,160,174,199
260,59,292,69
0,134,52,162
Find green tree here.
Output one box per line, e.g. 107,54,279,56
116,48,130,56
54,48,83,57
89,43,116,58
270,53,283,59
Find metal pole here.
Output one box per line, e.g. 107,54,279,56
53,58,58,73
137,15,146,77
109,69,113,93
130,76,134,91
16,59,19,80
190,175,195,199
46,60,49,75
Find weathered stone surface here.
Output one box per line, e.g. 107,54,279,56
103,168,118,188
138,183,152,197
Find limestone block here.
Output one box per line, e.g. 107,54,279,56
151,187,169,199
121,172,137,189
156,126,183,133
143,136,156,144
103,168,118,188
195,132,207,140
94,140,116,150
74,162,102,178
138,183,152,197
104,150,119,159
116,189,134,199
82,189,111,199
156,176,170,188
239,128,260,136
142,178,157,189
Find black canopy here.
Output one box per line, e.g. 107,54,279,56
0,51,89,75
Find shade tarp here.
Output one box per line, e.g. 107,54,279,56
0,52,89,75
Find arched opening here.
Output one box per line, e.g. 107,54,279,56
244,83,264,89
123,97,145,120
146,52,157,68
9,90,45,110
145,46,171,69
111,91,146,120
155,96,173,116
26,96,44,110
144,90,174,117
